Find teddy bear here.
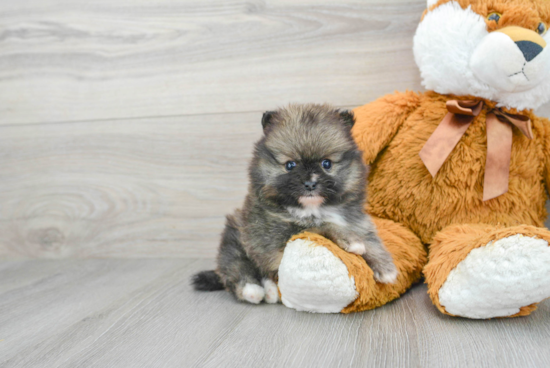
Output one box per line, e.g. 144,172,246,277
277,0,550,319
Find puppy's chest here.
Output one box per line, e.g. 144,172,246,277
287,206,347,227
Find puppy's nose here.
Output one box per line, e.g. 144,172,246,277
515,41,543,62
304,181,317,191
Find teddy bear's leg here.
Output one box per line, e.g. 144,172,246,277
424,224,550,319
277,217,427,313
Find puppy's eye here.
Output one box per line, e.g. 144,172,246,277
321,159,332,170
487,12,501,24
285,161,297,171
537,22,547,35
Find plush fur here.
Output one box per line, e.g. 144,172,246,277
416,0,550,111
276,0,550,317
279,220,426,314
356,92,549,245
355,0,550,318
425,224,550,317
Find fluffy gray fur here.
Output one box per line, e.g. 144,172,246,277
192,104,397,304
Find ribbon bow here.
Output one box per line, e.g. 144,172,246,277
419,100,533,201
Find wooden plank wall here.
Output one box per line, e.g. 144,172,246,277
1,0,549,258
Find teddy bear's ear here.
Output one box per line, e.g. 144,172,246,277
427,0,438,8
339,110,355,129
261,111,277,131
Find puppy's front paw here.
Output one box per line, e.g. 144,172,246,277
347,242,366,255
242,283,265,304
373,268,398,284
262,278,279,304
366,257,398,284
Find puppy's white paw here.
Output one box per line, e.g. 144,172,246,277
374,269,398,284
348,242,366,255
262,278,279,304
242,283,265,304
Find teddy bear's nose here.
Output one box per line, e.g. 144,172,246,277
515,41,543,62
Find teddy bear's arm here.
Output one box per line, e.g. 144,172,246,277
352,91,421,164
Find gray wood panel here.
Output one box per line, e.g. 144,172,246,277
0,259,549,368
0,112,263,258
0,0,427,125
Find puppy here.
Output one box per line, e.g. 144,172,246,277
192,104,397,304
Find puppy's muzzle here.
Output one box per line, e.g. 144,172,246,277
496,26,546,62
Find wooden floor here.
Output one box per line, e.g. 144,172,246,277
0,259,549,368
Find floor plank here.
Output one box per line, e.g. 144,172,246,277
0,112,263,258
0,0,424,125
3,0,550,124
0,260,549,368
0,259,198,365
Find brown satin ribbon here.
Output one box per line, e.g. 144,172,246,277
419,100,533,201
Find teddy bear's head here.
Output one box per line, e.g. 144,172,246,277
414,0,550,110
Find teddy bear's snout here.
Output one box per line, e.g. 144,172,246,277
470,25,550,93
496,26,546,62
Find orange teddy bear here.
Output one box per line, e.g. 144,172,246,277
277,0,550,318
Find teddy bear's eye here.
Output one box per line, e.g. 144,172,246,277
487,12,501,24
537,22,547,35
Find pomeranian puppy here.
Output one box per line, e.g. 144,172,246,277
192,104,397,304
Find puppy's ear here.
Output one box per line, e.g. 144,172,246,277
261,111,277,131
339,110,355,129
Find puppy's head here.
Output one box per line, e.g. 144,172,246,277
250,104,366,210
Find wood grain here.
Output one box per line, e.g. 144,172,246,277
3,0,550,125
0,112,264,258
0,259,549,368
0,0,428,125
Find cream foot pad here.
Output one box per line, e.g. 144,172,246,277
278,238,358,313
439,235,550,319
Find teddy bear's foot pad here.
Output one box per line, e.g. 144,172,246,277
278,238,358,313
439,235,550,319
